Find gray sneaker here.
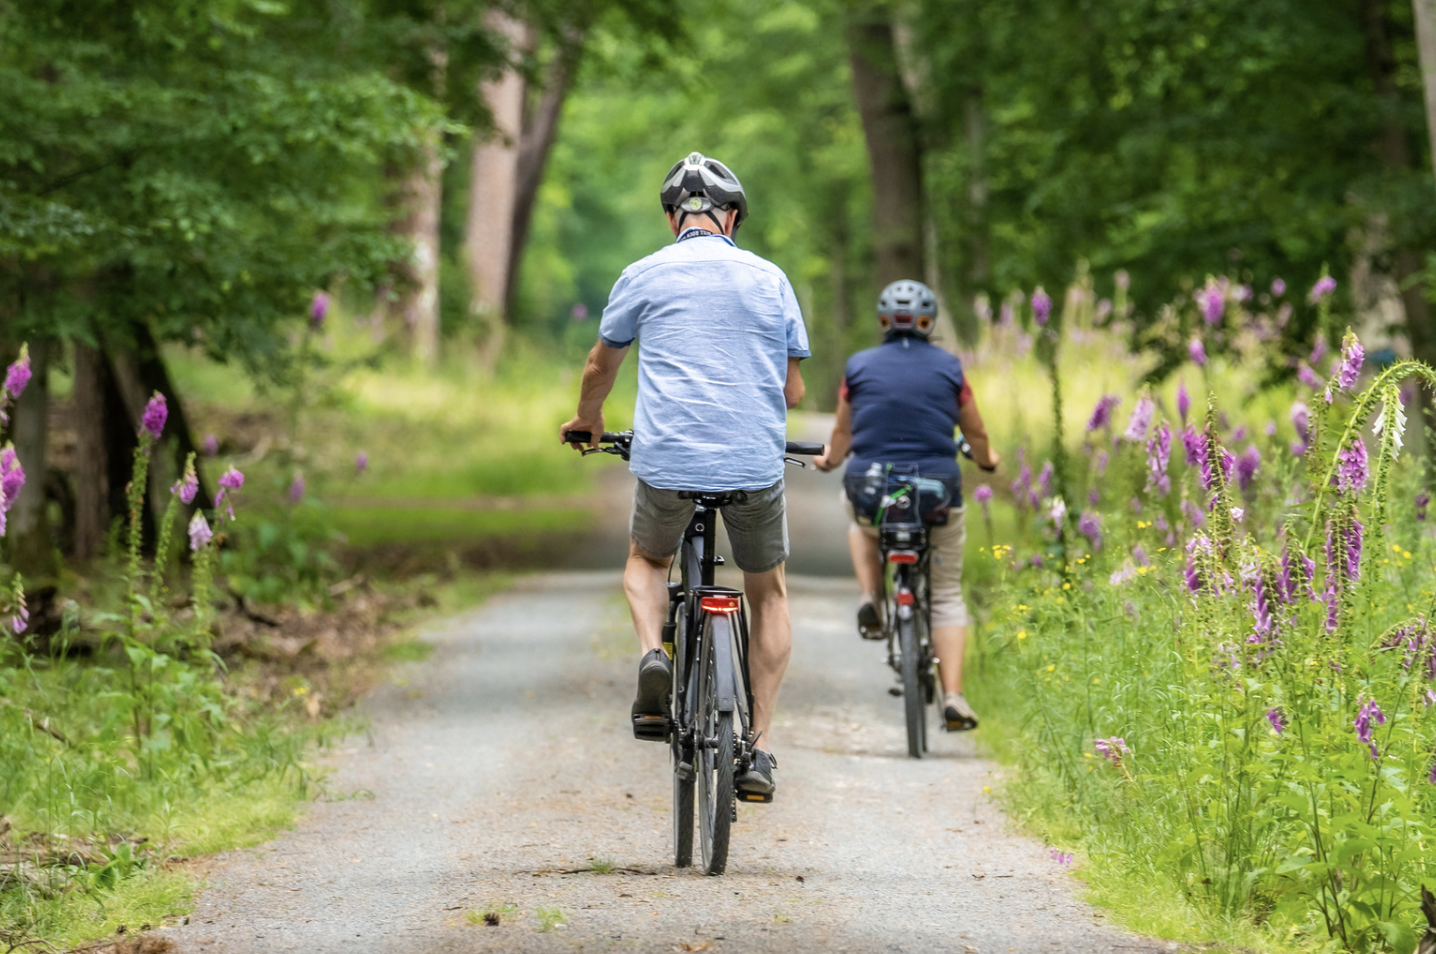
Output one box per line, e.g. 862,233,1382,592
943,691,979,731
631,649,672,741
737,750,777,802
857,602,883,640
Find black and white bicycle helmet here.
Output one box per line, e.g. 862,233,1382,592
877,280,938,339
660,152,748,231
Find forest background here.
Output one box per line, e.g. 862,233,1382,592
8,0,1436,949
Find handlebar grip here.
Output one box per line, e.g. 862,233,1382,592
958,437,974,461
785,441,825,456
563,430,593,444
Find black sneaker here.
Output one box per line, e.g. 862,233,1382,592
737,749,777,802
631,649,672,741
943,691,979,731
857,602,883,640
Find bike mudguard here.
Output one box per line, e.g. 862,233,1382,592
709,614,738,713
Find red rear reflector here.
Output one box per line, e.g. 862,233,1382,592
700,595,741,614
896,591,915,606
887,551,919,564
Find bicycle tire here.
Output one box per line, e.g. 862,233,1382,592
899,614,926,758
696,614,735,875
671,602,694,868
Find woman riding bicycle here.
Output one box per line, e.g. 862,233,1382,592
813,280,999,732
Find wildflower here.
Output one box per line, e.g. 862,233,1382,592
1181,499,1206,530
999,301,1015,326
356,451,369,475
1334,437,1368,495
140,392,167,440
289,472,305,504
1182,424,1204,466
1271,278,1286,297
188,512,213,551
1201,284,1225,324
1095,299,1112,321
1429,759,1436,785
1185,534,1214,592
1130,496,1142,515
203,433,219,456
10,589,26,635
1048,496,1067,526
1088,487,1099,506
1133,544,1150,566
1094,448,1110,477
1032,288,1052,326
1311,337,1329,366
1245,563,1274,645
1297,365,1323,390
1086,394,1121,432
1094,737,1130,766
1115,270,1130,292
1335,333,1363,391
3,345,31,398
1264,420,1277,437
1231,506,1244,523
1049,848,1073,865
1124,394,1154,443
309,291,330,329
219,467,245,491
1235,444,1261,491
1353,699,1386,760
1290,401,1310,442
1011,462,1033,512
1177,381,1191,424
0,445,23,538
1310,275,1337,302
1146,421,1171,495
1232,425,1247,443
1188,338,1207,366
1266,708,1286,734
1417,490,1429,521
1037,461,1054,499
1078,510,1102,549
1110,563,1136,585
1200,444,1234,494
170,459,198,505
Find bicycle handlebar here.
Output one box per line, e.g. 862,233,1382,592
564,430,825,458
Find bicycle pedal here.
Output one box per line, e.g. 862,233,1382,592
737,791,773,804
632,715,670,742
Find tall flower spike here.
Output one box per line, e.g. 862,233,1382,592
1335,436,1368,495
0,444,24,538
171,458,198,505
1086,394,1121,432
141,392,168,440
1146,421,1172,495
310,291,330,329
1335,331,1363,391
1031,288,1052,326
1310,275,1337,302
1177,381,1191,424
3,344,31,399
1188,338,1207,366
188,512,213,551
1124,393,1154,443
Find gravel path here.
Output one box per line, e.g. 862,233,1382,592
163,566,1171,954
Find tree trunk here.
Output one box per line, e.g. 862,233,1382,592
8,339,54,578
1363,0,1436,451
73,342,117,560
1415,0,1436,189
467,11,530,371
504,34,585,321
396,135,444,366
845,6,925,286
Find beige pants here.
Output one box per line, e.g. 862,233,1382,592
846,497,970,627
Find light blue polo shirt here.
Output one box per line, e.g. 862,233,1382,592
599,233,811,491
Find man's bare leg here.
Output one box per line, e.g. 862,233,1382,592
623,540,671,654
849,525,883,604
743,564,791,753
932,624,968,694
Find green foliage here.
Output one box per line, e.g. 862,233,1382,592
222,497,343,607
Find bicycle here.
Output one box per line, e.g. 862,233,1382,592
564,429,823,875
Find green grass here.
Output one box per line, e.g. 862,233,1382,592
535,905,567,931
330,506,590,547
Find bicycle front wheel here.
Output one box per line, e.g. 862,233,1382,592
696,614,735,875
899,614,927,758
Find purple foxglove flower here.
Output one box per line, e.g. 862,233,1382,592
1086,394,1121,432
1336,334,1363,391
1266,708,1286,734
1130,496,1142,515
1048,496,1067,525
3,345,31,398
1201,286,1225,324
1310,337,1329,366
0,445,23,511
1094,737,1130,765
1353,698,1385,759
1133,544,1151,566
1417,489,1430,521
1264,420,1277,437
188,512,213,551
1177,381,1191,424
1124,395,1154,443
309,291,330,329
202,433,219,456
1181,498,1206,530
1290,402,1310,443
1115,270,1130,291
1344,516,1364,581
1094,449,1110,477
1235,284,1253,302
1110,563,1137,585
1182,424,1204,466
170,460,198,505
288,472,305,504
1037,461,1054,499
1271,278,1286,297
1095,299,1112,321
219,467,245,491
1334,436,1368,495
140,392,167,440
356,451,368,475
1078,510,1102,549
1032,288,1052,326
1049,848,1073,865
999,301,1014,327
973,483,993,504
1310,275,1337,302
1188,338,1207,366
1011,462,1033,511
1235,444,1261,491
1429,760,1436,785
1146,421,1172,495
1297,365,1323,390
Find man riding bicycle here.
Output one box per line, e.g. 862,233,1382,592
813,280,998,732
560,152,810,800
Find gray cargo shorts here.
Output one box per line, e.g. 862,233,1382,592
630,478,789,574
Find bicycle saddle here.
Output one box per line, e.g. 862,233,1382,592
677,490,750,507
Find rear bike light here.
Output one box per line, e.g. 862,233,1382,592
887,550,919,564
700,595,742,614
895,590,915,606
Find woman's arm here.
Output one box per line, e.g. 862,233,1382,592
958,397,1001,471
812,395,853,472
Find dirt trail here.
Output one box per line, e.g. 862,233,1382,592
162,562,1170,953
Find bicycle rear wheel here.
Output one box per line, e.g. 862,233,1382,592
672,602,694,868
696,613,735,875
899,614,926,758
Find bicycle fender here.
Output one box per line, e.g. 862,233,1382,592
709,614,737,713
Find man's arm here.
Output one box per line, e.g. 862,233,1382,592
559,340,629,449
784,356,805,409
958,397,1001,471
813,395,852,472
